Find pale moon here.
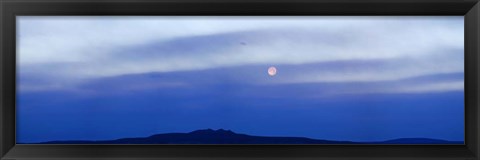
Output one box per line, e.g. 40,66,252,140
268,66,277,76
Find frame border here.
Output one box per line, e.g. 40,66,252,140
1,0,479,159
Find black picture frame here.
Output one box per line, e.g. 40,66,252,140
1,0,479,159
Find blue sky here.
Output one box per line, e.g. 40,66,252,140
16,16,464,143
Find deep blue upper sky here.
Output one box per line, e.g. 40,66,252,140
16,16,464,143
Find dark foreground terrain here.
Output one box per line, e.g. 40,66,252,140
34,129,463,144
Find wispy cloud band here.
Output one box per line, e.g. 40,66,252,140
17,16,464,94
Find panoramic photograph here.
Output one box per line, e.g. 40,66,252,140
16,16,464,144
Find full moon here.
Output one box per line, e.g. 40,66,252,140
268,66,277,76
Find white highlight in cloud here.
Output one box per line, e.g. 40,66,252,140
392,81,464,93
339,81,464,95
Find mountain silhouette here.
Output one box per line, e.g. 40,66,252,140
35,129,463,144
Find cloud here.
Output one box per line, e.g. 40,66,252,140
17,16,464,94
387,81,464,93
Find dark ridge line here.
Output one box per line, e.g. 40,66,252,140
27,129,464,145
